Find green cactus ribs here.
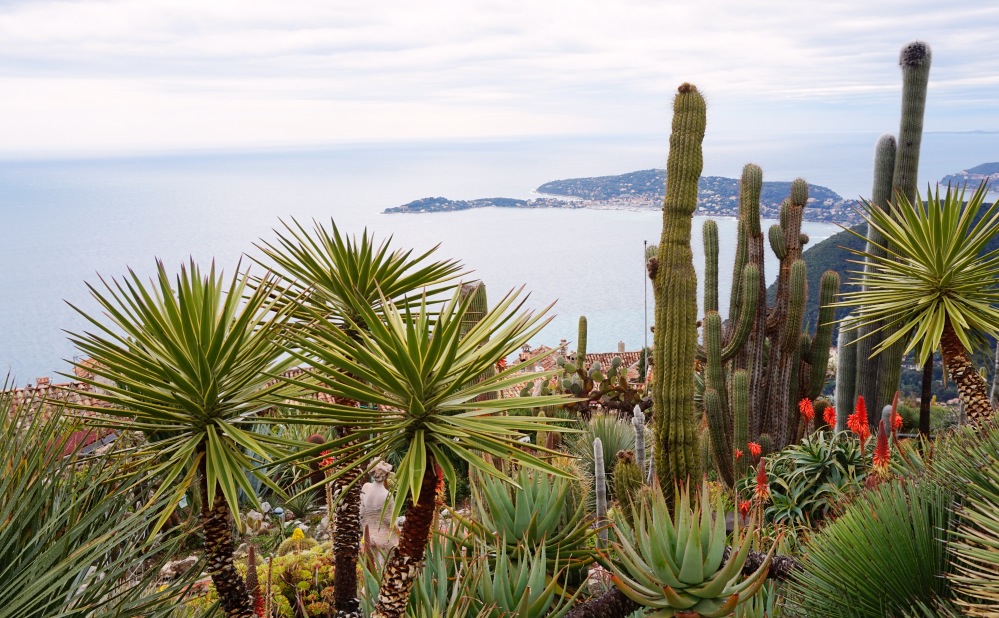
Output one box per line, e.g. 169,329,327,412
652,82,706,488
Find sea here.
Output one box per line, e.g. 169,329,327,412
2,130,998,384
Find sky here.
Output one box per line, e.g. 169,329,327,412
0,0,997,157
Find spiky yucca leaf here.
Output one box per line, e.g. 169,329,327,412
64,259,300,525
786,479,953,617
470,545,581,618
280,286,580,520
0,387,200,618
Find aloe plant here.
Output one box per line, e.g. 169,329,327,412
469,545,582,618
451,467,594,572
602,478,775,617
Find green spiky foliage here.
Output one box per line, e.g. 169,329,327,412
837,182,999,426
450,466,594,573
703,167,839,468
786,479,953,618
930,423,999,614
835,316,858,432
854,134,898,422
613,450,644,523
0,390,201,618
470,545,581,618
570,413,638,506
602,478,775,617
868,41,933,420
652,82,706,487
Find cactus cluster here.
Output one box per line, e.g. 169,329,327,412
699,166,840,484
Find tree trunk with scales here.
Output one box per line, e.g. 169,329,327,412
939,323,996,427
199,457,254,618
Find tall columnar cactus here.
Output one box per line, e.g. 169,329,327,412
593,438,607,547
836,318,858,432
632,405,647,480
576,315,588,369
873,41,933,418
612,450,643,523
731,369,749,476
459,281,497,402
854,135,898,421
701,168,839,467
652,83,705,487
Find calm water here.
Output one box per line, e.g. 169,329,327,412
2,132,997,383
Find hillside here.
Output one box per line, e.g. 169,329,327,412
941,162,999,188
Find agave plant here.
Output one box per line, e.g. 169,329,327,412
602,478,774,617
0,387,199,618
450,466,594,572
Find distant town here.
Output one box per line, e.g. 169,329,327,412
384,169,866,223
385,164,999,224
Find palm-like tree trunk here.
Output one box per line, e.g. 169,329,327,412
940,323,996,427
332,463,363,618
371,456,439,618
199,461,254,618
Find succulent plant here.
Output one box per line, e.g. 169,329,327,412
603,478,775,617
470,545,581,618
451,467,594,572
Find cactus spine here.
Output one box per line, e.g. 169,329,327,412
873,41,933,422
652,83,705,487
836,319,858,432
593,437,607,546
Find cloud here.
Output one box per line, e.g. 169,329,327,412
0,0,997,154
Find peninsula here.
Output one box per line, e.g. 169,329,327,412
384,169,864,223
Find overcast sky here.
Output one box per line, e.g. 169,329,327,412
1,0,997,156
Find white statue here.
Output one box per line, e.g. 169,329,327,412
359,460,398,565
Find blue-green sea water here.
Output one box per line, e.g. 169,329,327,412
2,131,996,382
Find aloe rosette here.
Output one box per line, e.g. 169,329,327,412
602,479,775,617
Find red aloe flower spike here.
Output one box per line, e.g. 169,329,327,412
847,396,871,444
754,459,770,503
798,398,814,423
890,391,903,433
734,448,744,460
873,419,891,475
823,404,837,428
738,500,751,519
747,442,762,458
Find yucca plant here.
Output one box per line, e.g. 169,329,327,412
602,478,774,617
451,467,594,573
64,260,299,618
279,286,578,618
785,479,954,617
837,181,999,425
931,422,999,615
256,219,465,618
0,387,200,618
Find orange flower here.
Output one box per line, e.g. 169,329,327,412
823,404,837,428
890,391,903,433
320,449,333,469
754,459,770,503
496,358,508,371
734,448,744,461
738,500,751,519
847,396,871,443
747,442,762,458
873,420,891,475
798,398,814,423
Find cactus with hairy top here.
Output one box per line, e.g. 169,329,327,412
870,41,933,422
652,82,705,487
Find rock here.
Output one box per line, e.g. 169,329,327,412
159,555,199,582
